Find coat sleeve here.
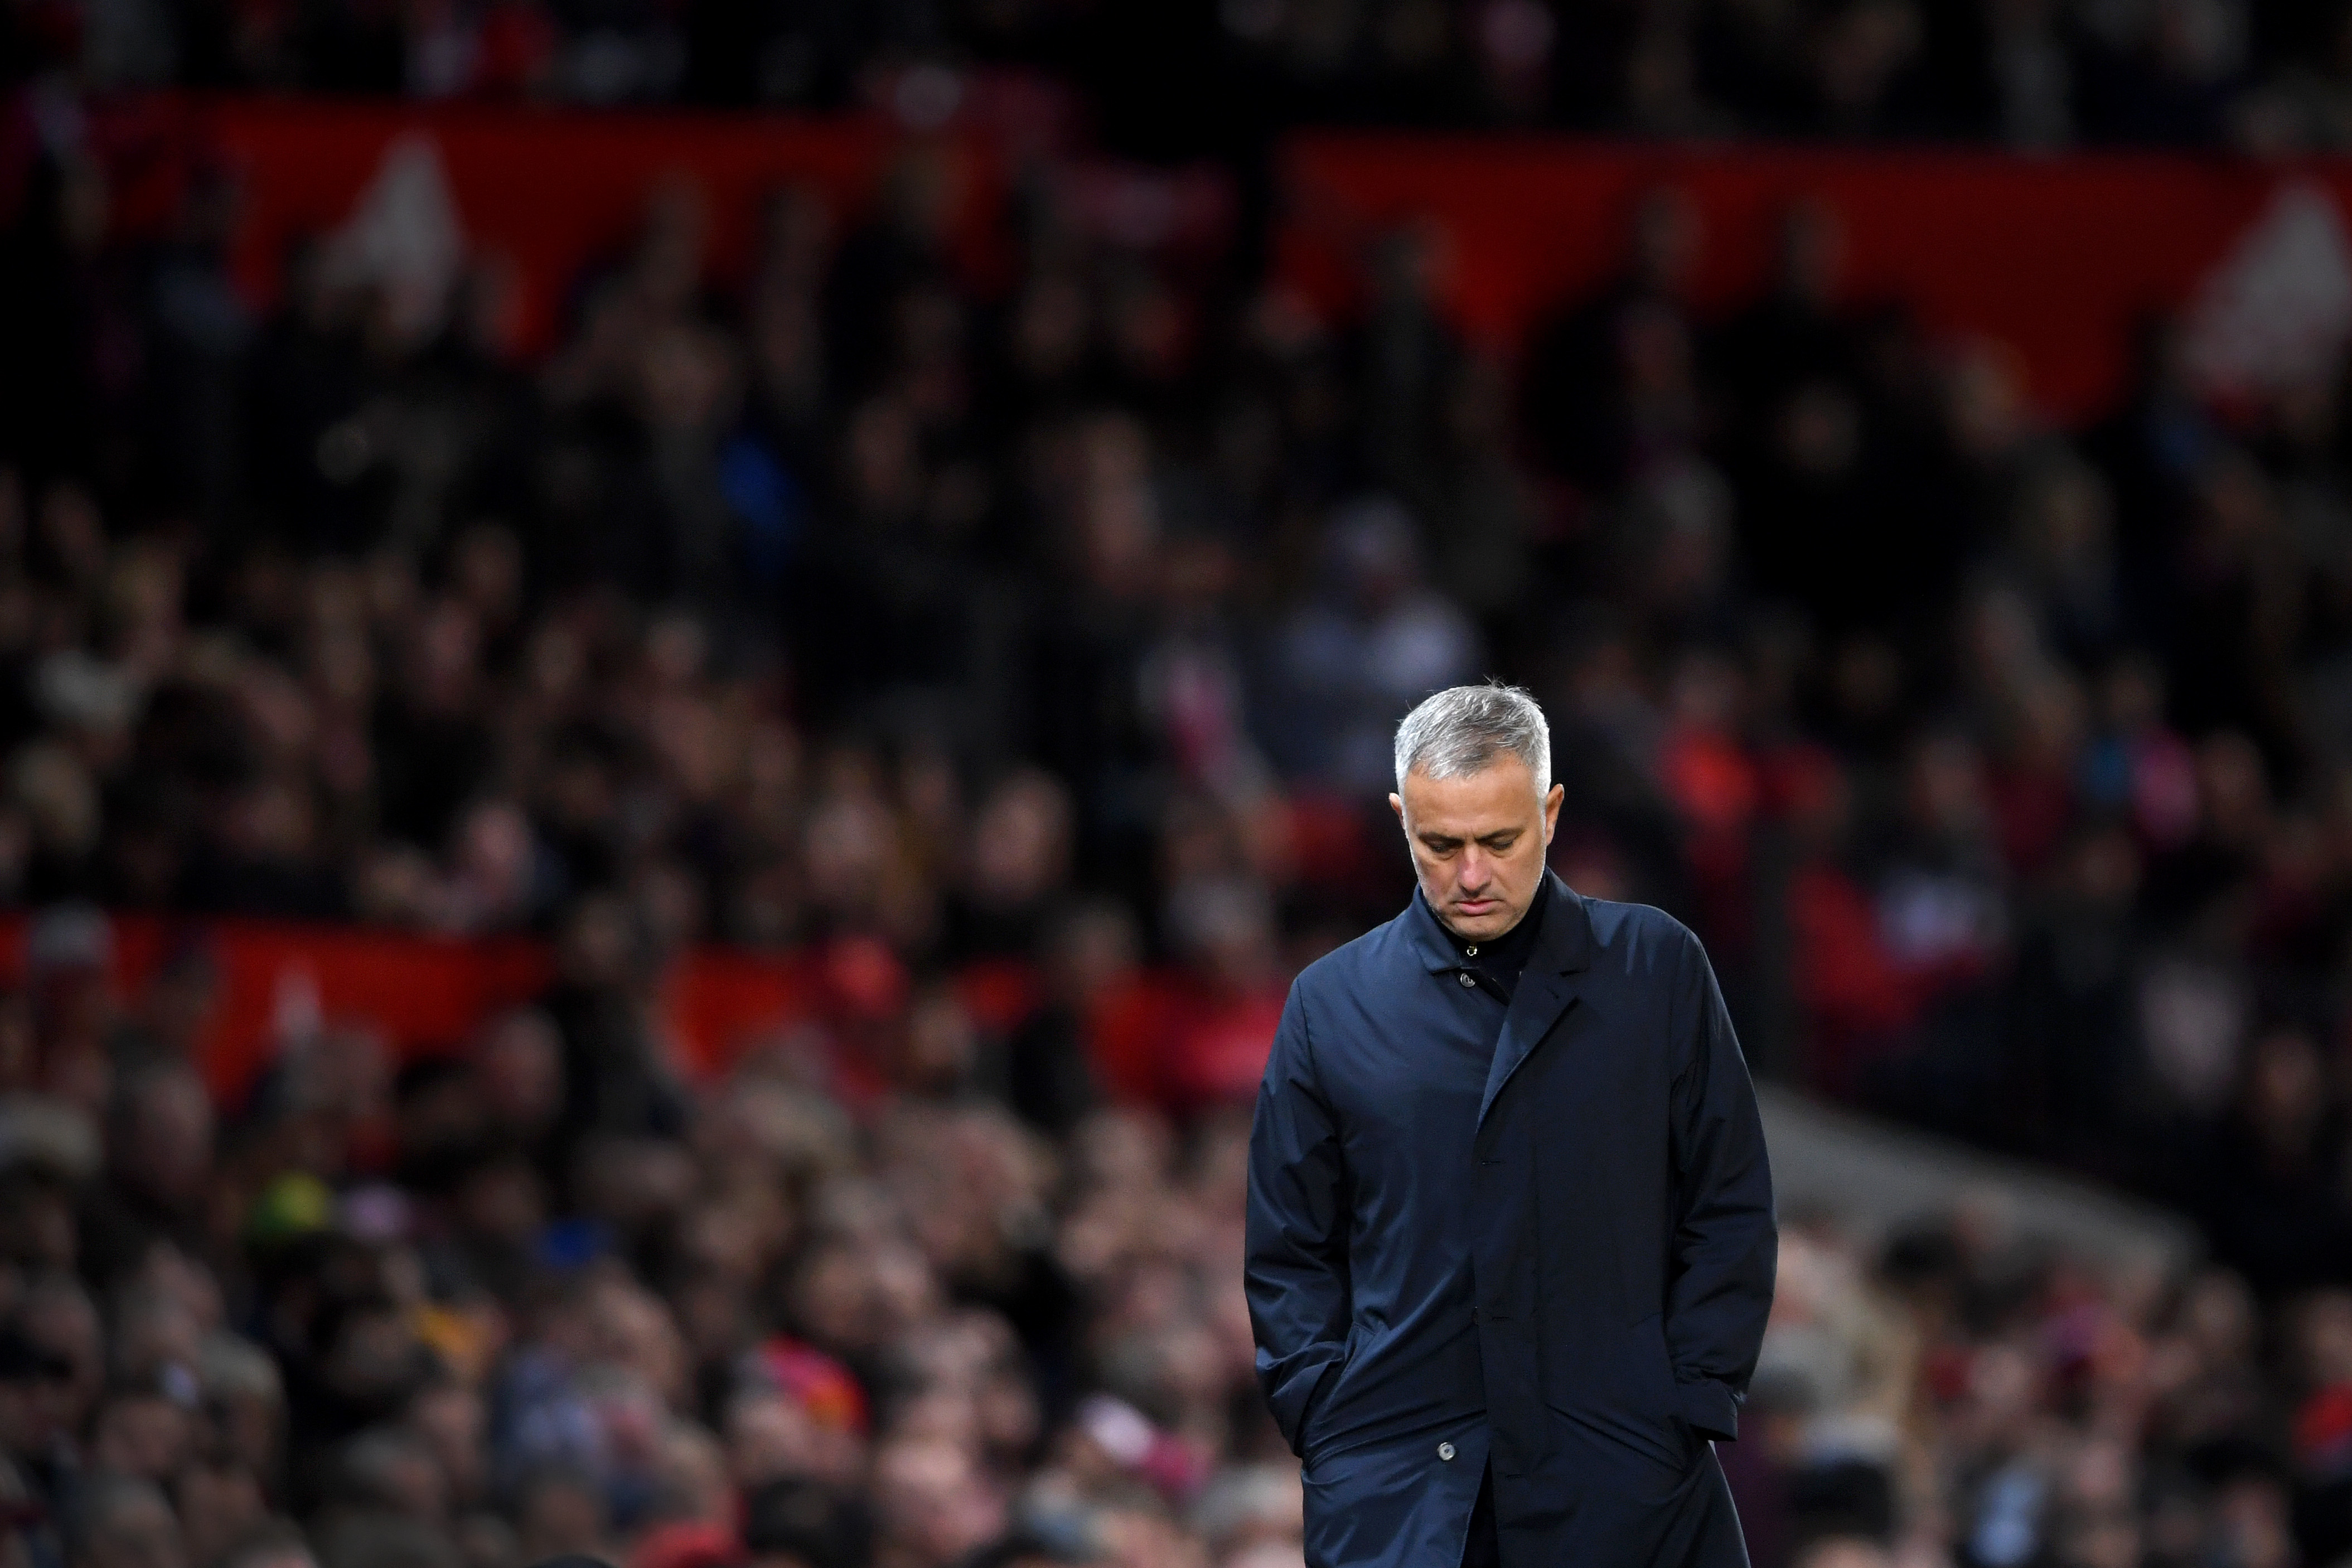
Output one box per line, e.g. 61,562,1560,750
1663,928,1778,1441
1244,984,1352,1456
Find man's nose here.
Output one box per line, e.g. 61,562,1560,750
1458,848,1491,888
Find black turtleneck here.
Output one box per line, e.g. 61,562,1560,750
1438,874,1551,1005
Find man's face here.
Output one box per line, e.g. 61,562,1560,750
1391,756,1563,942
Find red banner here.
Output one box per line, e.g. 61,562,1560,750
172,98,1004,355
75,102,2352,421
1277,135,2352,420
0,912,820,1102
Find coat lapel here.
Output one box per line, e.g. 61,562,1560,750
1478,872,1594,1130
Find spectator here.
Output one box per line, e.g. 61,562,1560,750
69,1475,185,1568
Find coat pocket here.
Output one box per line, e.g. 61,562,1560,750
1299,1323,1366,1457
1632,1311,1702,1458
1542,1313,1699,1496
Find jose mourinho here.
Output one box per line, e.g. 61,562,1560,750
1245,681,1777,1568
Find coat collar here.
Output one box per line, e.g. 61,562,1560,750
1397,871,1596,1131
1404,870,1593,977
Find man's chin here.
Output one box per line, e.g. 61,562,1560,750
1446,904,1513,938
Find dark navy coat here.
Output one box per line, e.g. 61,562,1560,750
1245,875,1777,1567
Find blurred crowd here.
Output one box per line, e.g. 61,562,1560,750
13,0,2352,152
5,18,2352,1562
4,916,2352,1568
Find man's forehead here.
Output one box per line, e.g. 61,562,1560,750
1398,760,1545,828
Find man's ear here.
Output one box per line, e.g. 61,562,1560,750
1541,782,1564,843
1388,792,1406,826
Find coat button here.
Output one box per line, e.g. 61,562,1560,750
1438,1441,1456,1461
1458,972,1475,988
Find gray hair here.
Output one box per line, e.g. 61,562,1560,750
1393,683,1551,792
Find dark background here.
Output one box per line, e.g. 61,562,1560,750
3,4,2352,1568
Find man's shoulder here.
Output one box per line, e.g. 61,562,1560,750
1288,908,1415,1000
1578,893,1704,975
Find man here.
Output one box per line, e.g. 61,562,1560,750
1246,683,1775,1567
